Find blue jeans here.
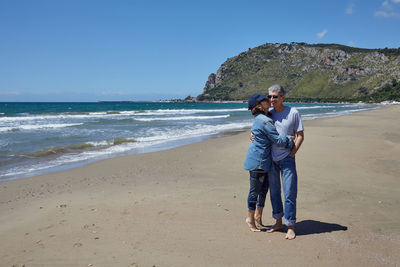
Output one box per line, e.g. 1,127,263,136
247,170,269,211
269,156,298,226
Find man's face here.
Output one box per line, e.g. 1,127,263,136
268,90,285,108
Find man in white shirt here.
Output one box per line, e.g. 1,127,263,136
267,84,304,240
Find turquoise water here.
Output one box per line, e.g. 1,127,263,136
0,102,379,181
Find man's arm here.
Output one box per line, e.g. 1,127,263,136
289,130,304,157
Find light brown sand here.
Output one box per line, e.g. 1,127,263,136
1,105,400,267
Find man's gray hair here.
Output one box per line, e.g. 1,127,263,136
268,84,286,96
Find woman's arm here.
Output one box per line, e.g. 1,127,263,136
264,120,294,148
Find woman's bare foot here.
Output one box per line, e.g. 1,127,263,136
254,217,266,229
254,208,265,229
246,217,260,232
267,219,283,233
285,227,296,240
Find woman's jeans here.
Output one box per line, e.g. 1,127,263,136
247,169,269,211
269,156,298,226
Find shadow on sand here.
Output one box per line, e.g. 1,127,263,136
295,220,348,236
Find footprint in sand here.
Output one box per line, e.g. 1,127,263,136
38,224,54,232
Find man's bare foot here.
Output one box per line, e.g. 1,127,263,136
267,223,283,233
267,219,283,233
285,227,296,240
246,217,260,232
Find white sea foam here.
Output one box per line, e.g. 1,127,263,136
0,108,244,123
296,105,336,110
295,104,369,110
0,141,8,147
381,100,400,105
86,140,110,147
132,108,246,116
136,122,251,143
0,113,124,122
0,123,83,132
134,114,230,122
301,107,380,120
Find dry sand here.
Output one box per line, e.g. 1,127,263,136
1,105,400,267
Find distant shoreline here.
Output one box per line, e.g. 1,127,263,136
1,100,399,104
97,100,247,103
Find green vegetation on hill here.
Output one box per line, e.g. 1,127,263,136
197,43,400,102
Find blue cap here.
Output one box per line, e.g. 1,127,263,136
248,93,268,110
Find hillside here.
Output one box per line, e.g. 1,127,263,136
197,43,400,102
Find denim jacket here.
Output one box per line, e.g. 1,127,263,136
244,113,294,171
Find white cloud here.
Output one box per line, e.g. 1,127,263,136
346,3,354,14
374,0,400,17
374,10,399,17
317,29,328,39
382,0,391,8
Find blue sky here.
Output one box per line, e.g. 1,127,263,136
1,0,400,102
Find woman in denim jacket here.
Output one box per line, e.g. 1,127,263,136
244,94,294,232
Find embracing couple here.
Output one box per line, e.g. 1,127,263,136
244,84,304,240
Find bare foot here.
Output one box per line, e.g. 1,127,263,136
267,221,283,233
285,227,296,240
255,217,266,229
246,217,260,232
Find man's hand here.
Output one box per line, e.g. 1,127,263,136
289,146,297,157
289,131,304,157
250,131,254,142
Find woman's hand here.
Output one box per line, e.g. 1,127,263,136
250,131,254,142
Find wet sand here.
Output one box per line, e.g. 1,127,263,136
1,105,400,266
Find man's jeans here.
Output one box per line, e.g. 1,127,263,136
247,169,269,211
269,156,298,226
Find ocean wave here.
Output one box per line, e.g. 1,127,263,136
134,114,230,122
24,143,96,158
0,140,8,147
131,108,246,116
294,104,374,110
0,113,115,122
302,106,380,120
53,123,251,169
0,122,250,180
295,105,336,110
0,108,246,122
136,122,251,143
0,123,83,132
19,138,136,159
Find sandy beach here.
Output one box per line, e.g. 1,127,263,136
1,105,400,267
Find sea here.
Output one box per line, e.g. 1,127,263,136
0,102,380,182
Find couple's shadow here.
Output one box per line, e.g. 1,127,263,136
295,220,347,236
263,220,347,235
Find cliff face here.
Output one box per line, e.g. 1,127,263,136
197,43,400,101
